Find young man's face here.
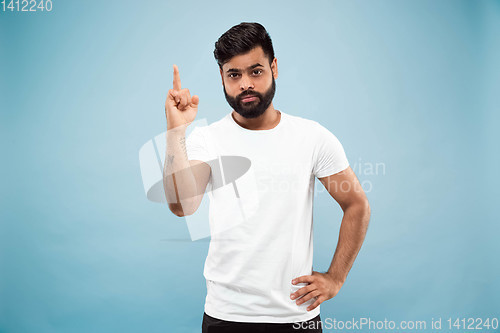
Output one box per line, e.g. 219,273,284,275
220,46,278,119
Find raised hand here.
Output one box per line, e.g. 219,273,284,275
165,64,200,130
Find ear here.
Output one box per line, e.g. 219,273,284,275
219,67,224,85
271,57,278,79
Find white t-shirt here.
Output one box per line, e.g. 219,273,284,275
185,110,349,323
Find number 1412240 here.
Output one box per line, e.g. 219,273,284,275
1,0,53,12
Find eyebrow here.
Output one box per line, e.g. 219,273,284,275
226,63,264,73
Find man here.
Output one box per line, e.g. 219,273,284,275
163,22,370,333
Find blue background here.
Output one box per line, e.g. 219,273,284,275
1,0,499,332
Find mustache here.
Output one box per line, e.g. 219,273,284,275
238,90,261,100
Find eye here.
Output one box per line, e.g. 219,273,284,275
228,73,240,78
252,69,263,75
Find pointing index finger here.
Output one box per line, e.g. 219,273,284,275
173,64,181,91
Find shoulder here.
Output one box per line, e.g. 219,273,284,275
188,113,227,136
199,113,231,132
281,112,322,132
283,112,336,138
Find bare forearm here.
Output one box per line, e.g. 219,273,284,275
163,126,197,215
326,202,371,283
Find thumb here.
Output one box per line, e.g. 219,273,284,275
191,95,199,106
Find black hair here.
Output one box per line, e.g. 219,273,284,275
214,22,275,69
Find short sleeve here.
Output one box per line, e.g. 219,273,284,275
312,123,349,178
185,126,211,163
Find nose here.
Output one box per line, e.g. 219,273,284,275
240,75,254,91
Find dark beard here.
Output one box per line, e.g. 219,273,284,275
223,77,276,119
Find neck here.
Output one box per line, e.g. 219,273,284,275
232,103,281,130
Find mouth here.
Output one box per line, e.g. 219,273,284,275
240,95,258,103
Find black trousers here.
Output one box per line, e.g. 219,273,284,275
202,312,323,333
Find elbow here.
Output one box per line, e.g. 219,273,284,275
361,198,371,226
359,197,371,219
168,203,186,217
344,197,371,223
361,196,370,213
168,203,196,217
